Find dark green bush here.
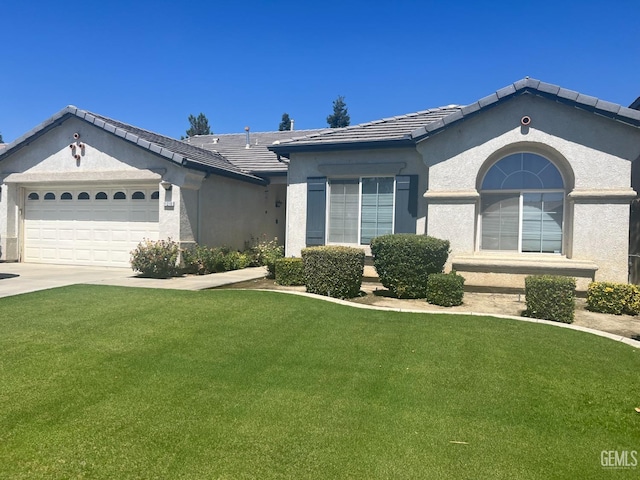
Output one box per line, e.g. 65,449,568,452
426,271,465,307
130,238,180,278
523,275,576,324
587,282,640,316
275,258,305,286
301,246,365,299
370,234,450,298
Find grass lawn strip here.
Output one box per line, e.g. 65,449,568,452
0,286,638,479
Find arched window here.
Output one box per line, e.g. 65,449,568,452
480,153,564,253
44,192,56,200
61,192,73,200
113,191,126,200
132,191,145,200
151,191,160,200
78,192,90,200
28,192,39,200
95,192,108,200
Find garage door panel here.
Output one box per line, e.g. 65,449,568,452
42,229,57,240
24,187,160,267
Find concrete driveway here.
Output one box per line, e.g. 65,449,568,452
0,263,268,299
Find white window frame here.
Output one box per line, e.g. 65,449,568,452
478,188,565,254
326,176,396,246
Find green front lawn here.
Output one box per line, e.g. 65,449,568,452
0,286,638,479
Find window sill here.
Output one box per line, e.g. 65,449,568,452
451,253,598,276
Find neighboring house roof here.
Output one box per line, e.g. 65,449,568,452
269,106,462,155
270,78,640,156
630,96,640,110
185,129,327,174
0,106,267,185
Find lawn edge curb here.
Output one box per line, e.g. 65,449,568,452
249,289,640,349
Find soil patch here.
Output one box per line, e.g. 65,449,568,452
220,277,640,340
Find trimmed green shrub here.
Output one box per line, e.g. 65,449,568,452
370,234,450,298
246,235,284,278
130,238,180,278
275,258,305,286
302,246,365,299
587,282,640,316
523,275,576,324
426,271,465,307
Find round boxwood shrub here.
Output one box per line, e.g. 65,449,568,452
301,246,365,299
275,257,305,286
370,234,450,298
426,271,465,307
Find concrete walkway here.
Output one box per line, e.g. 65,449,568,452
0,263,268,299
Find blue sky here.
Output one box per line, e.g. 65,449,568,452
1,0,638,142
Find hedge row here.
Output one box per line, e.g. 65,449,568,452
130,237,283,278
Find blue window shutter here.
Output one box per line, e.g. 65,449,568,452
394,175,418,234
306,177,327,246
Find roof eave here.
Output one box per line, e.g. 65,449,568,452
0,107,77,162
413,83,640,143
268,137,415,158
181,158,268,185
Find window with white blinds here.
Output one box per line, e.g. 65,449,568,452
328,177,394,245
480,153,564,253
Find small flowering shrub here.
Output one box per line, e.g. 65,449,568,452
182,245,250,275
426,271,465,307
130,238,180,278
275,258,305,286
587,282,640,316
523,275,576,324
246,235,284,278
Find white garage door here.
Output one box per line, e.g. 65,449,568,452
24,186,160,267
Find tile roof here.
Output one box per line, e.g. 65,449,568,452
269,106,462,154
411,77,640,141
270,78,640,155
185,129,327,174
0,106,267,185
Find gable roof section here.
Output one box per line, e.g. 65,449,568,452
270,78,640,156
0,106,267,185
185,129,327,174
268,106,463,156
411,78,640,142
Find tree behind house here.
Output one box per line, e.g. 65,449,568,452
326,95,350,128
185,113,211,138
0,132,3,143
279,113,292,131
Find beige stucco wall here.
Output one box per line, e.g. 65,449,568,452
285,147,427,257
197,175,286,251
417,94,640,283
0,117,275,261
